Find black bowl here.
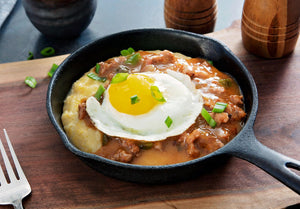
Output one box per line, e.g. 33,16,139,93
46,29,300,193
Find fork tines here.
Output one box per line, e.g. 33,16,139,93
0,129,31,208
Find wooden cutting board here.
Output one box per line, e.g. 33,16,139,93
0,21,300,209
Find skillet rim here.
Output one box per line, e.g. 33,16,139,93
46,28,258,171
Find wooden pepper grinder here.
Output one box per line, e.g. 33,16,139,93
241,0,300,58
164,0,217,34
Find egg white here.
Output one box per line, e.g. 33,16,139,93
86,70,203,141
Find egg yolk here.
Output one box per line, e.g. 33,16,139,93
108,74,159,115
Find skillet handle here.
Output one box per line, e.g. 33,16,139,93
225,128,300,194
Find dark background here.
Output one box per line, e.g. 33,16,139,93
0,0,243,63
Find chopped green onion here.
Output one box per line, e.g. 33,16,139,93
150,86,166,102
94,85,105,100
212,102,228,113
165,116,173,128
121,47,135,56
207,60,213,65
127,47,135,54
25,76,37,88
95,63,100,74
201,108,217,128
48,63,59,77
102,135,109,146
40,47,55,57
209,119,217,128
87,73,107,82
126,53,141,65
138,142,153,150
27,52,34,60
219,78,232,88
111,73,129,84
121,50,129,56
130,95,140,104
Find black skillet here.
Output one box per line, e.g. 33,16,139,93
46,28,300,194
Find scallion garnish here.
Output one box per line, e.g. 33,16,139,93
138,142,153,150
121,47,135,56
25,76,37,88
95,63,100,74
95,85,105,100
121,50,129,56
27,52,34,60
207,60,213,65
111,73,129,84
150,85,166,102
201,108,217,128
126,53,141,65
40,47,55,57
87,73,107,82
219,78,232,88
165,116,173,128
130,95,140,104
48,63,58,77
127,47,135,54
212,102,228,113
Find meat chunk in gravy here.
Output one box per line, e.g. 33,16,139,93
78,101,94,128
210,112,229,125
225,103,246,121
230,95,244,106
109,138,141,163
144,50,176,65
179,129,224,158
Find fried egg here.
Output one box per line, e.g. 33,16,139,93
86,70,203,142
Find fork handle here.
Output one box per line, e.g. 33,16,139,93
12,199,24,209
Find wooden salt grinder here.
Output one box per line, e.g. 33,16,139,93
241,0,300,58
164,0,217,34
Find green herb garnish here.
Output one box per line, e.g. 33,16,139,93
121,47,135,56
165,116,173,128
102,135,109,146
126,53,141,65
207,60,213,65
201,108,217,128
25,76,37,88
130,95,140,104
87,73,107,82
48,63,59,77
95,63,100,74
111,73,129,84
27,52,34,60
212,102,228,113
40,47,55,57
138,142,153,150
150,85,166,102
219,78,232,88
95,85,105,100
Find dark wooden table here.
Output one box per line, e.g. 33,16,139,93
0,21,299,209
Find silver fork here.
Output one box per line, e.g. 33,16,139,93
0,129,31,209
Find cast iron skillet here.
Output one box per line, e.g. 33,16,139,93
46,28,300,194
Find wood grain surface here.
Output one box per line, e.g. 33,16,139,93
241,0,300,58
0,21,300,209
164,0,217,34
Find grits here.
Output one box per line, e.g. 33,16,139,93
61,71,103,153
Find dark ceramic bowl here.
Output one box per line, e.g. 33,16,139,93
46,29,300,193
22,0,97,39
